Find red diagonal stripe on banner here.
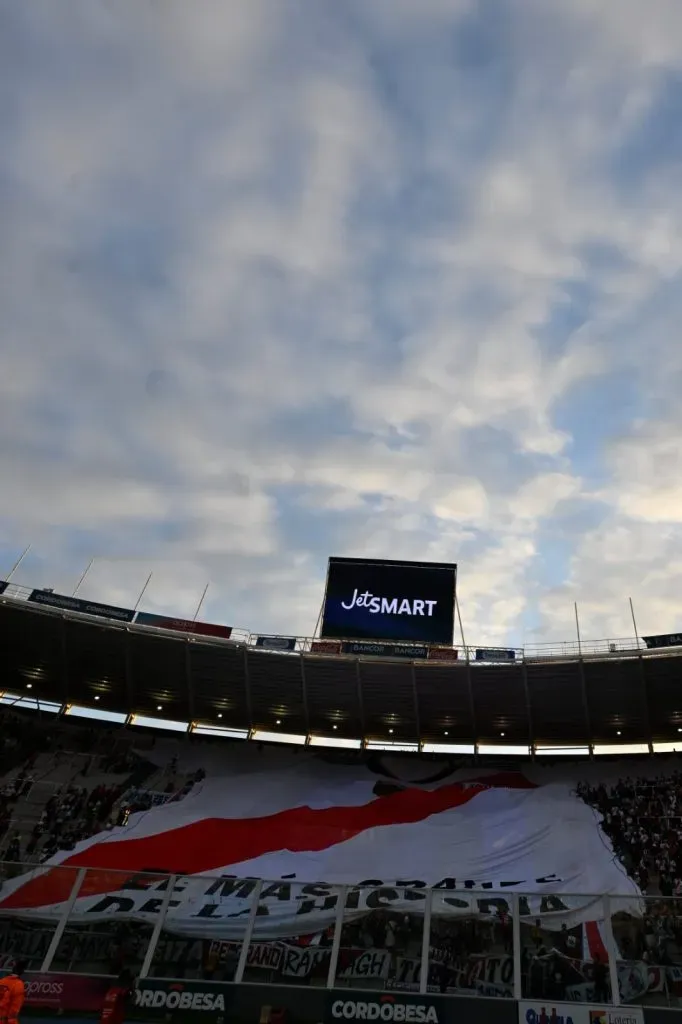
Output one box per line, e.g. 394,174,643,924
1,771,534,910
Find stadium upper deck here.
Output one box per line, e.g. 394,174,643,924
0,582,681,757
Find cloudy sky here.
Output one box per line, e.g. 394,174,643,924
2,0,682,651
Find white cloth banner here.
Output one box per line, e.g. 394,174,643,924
0,760,642,937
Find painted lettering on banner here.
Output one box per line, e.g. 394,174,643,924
207,939,282,971
1,874,597,940
282,946,390,980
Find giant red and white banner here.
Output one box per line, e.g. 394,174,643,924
0,753,642,938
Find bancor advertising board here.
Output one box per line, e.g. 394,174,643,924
321,557,457,645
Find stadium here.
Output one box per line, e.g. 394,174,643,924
6,1,682,1023
0,559,680,1024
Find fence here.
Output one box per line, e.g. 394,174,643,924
0,863,679,1007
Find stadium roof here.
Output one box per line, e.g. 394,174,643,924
1,589,682,758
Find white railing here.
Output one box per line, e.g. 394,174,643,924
0,863,675,1006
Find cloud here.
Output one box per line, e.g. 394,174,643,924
1,0,682,655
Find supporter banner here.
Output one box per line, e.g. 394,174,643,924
519,1002,643,1024
284,946,390,981
475,648,516,662
428,647,459,662
206,940,386,981
0,581,7,596
135,611,232,640
208,939,283,971
342,641,429,659
397,950,660,1003
255,636,297,651
321,557,456,645
642,632,682,649
27,589,135,623
0,924,200,970
0,875,601,939
310,640,341,654
0,765,642,936
393,951,514,997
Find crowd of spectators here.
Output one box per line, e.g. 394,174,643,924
29,783,125,861
0,713,195,872
577,774,682,897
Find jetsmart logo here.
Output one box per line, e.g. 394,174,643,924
331,998,438,1022
341,590,437,617
135,985,225,1012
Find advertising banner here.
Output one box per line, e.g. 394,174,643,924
28,589,135,623
23,972,109,1012
428,647,459,662
135,611,232,640
326,993,442,1024
642,632,682,649
255,636,297,651
135,979,232,1017
341,641,429,659
310,640,341,654
475,648,516,663
519,1002,643,1024
321,557,456,645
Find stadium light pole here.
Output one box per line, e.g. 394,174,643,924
133,572,153,613
455,594,468,660
192,582,210,622
574,602,582,657
72,559,94,596
5,544,30,582
629,597,640,649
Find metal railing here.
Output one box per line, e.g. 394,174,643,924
0,862,677,1006
0,582,660,665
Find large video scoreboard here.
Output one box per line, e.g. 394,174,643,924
320,557,457,646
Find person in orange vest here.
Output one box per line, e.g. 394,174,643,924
100,969,133,1024
0,959,27,1024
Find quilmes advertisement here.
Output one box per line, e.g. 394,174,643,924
519,1002,643,1024
321,557,457,646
